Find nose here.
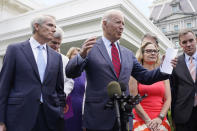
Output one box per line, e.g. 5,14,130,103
52,26,56,33
185,41,192,46
120,23,124,29
52,28,56,33
56,44,60,48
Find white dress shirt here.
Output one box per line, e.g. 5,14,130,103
29,37,47,102
29,37,47,64
61,54,74,97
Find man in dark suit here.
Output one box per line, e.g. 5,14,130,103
66,10,176,131
171,29,197,131
0,15,65,131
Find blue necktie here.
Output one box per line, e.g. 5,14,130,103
37,45,46,83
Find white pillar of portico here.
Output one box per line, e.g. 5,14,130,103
0,0,173,67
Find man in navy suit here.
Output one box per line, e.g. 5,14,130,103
171,29,197,131
0,15,65,131
66,10,177,131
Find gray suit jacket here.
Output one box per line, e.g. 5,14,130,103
66,38,168,130
171,54,197,124
0,40,65,131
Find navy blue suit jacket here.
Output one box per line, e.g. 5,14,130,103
0,40,65,131
66,38,168,130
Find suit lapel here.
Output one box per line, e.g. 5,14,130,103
179,54,194,83
96,38,117,78
21,40,40,81
43,45,52,83
118,45,125,80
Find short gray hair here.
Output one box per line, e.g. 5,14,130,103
141,32,158,45
53,26,64,40
31,15,56,34
102,9,124,22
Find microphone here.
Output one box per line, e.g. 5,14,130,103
105,81,121,110
119,82,126,92
106,81,122,131
119,82,127,111
107,81,121,98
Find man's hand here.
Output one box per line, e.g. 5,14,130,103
0,123,6,131
161,55,178,68
80,37,97,58
171,57,178,68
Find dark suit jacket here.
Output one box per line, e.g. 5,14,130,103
0,40,65,131
66,38,168,130
171,54,196,124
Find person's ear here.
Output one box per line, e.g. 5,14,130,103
34,23,40,32
103,20,107,27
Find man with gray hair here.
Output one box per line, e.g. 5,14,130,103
66,9,177,131
0,15,65,131
48,26,74,97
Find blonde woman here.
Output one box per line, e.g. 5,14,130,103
130,42,171,131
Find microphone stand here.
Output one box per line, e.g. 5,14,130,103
105,90,147,131
119,94,148,131
115,99,121,131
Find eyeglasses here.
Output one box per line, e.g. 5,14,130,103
144,49,159,54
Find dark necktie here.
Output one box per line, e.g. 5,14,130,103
111,43,121,78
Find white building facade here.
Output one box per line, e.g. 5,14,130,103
0,0,173,70
150,0,197,53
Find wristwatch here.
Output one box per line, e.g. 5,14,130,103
158,113,165,120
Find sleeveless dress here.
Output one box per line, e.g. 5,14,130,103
132,81,171,131
64,72,86,131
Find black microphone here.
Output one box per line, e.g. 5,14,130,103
105,81,121,109
119,82,126,92
107,81,121,98
107,81,122,131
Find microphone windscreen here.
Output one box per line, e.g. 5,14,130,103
119,82,126,92
107,81,121,98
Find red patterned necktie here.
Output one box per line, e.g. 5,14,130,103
111,43,121,78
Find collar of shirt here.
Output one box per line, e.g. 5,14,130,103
29,37,47,63
29,37,47,50
185,51,197,62
102,36,119,48
102,36,121,61
184,51,197,68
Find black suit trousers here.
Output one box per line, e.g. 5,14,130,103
175,106,197,131
31,104,64,131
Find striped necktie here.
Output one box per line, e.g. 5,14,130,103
189,56,197,106
189,56,196,82
111,43,121,78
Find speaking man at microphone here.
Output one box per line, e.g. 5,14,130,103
66,9,177,131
